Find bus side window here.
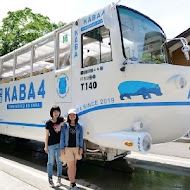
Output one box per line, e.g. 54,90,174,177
1,56,14,83
82,26,112,68
33,37,54,75
59,52,70,69
58,29,71,70
84,56,97,67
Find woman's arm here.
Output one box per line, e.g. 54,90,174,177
56,122,64,132
44,129,49,153
60,124,65,149
78,125,83,155
79,125,83,149
56,117,66,132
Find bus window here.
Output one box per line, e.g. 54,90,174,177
58,29,71,69
0,57,14,83
15,48,31,80
82,26,112,68
118,7,168,64
34,37,54,75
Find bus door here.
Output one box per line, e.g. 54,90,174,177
55,27,72,103
80,25,113,95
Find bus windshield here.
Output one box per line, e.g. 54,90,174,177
117,6,168,64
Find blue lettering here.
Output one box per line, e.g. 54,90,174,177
92,15,96,21
38,79,45,99
83,19,87,25
74,51,78,58
28,82,35,100
19,84,26,101
138,137,141,151
3,79,45,103
88,17,91,23
74,30,78,58
76,107,82,112
83,11,105,25
75,44,78,51
12,86,17,101
97,13,100,19
75,36,78,43
5,87,10,102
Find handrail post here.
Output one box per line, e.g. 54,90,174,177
0,59,2,79
0,59,2,74
54,32,59,70
13,52,17,81
30,44,34,77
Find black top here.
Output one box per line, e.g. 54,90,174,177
68,125,76,147
45,117,63,146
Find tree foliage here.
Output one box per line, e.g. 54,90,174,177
0,8,65,56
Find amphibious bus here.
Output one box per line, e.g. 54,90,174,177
0,2,190,161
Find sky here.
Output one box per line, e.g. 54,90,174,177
0,0,189,39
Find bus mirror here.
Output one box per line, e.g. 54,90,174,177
165,37,190,61
181,44,190,61
103,14,116,30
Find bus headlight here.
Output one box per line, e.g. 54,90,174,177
175,75,187,89
142,134,152,152
90,131,152,153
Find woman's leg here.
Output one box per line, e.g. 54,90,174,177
47,145,55,178
74,160,77,178
67,160,77,183
55,144,62,177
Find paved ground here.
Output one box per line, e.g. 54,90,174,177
0,137,190,189
0,171,38,190
0,153,100,190
125,138,190,177
150,138,190,159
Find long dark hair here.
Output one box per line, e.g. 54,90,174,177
67,114,79,125
50,105,61,117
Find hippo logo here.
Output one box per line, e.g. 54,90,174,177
56,73,69,98
59,77,67,94
118,81,162,100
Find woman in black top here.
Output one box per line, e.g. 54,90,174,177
44,105,64,187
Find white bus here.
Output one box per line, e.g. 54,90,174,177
0,3,190,161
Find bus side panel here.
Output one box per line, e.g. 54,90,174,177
0,72,55,141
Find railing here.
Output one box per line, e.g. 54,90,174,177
0,22,73,83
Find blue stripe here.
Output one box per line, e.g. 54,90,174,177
0,121,45,128
1,101,190,127
81,19,103,32
7,102,42,109
77,101,190,116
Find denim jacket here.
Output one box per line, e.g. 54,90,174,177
60,123,83,149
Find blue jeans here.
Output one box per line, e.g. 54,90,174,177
47,143,62,178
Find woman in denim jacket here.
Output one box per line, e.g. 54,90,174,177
60,108,83,190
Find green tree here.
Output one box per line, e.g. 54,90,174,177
0,8,65,56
